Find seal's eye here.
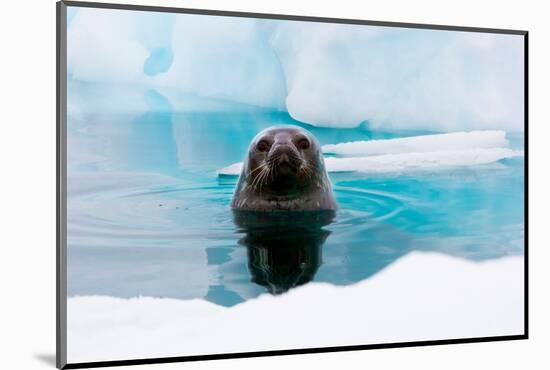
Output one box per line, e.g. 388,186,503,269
257,140,270,152
297,138,310,150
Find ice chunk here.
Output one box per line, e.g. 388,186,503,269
324,148,523,173
217,162,244,177
67,252,523,362
322,131,509,156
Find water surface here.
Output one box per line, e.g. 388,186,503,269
67,89,524,306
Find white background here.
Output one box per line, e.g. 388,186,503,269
0,0,547,369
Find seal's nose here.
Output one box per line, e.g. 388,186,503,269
279,152,290,164
270,144,300,175
273,145,296,164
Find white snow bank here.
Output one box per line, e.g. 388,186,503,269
322,130,509,156
68,252,523,363
217,148,523,176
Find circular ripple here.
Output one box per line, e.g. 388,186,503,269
68,177,407,248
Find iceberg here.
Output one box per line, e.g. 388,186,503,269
67,7,524,132
271,24,524,131
68,8,152,83
67,252,524,363
153,15,287,110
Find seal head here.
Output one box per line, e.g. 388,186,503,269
231,125,337,211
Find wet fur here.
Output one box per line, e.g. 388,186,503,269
231,126,338,212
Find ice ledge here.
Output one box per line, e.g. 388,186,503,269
67,252,524,363
322,130,509,156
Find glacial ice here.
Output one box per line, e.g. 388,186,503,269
67,7,524,132
271,24,524,131
68,8,149,83
153,15,287,110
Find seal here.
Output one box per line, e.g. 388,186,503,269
231,125,337,211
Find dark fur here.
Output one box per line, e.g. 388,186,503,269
231,125,337,211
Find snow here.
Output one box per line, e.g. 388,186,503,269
67,252,524,363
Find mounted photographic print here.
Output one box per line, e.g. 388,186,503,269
56,1,528,368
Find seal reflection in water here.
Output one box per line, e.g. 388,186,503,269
231,126,337,293
233,210,334,294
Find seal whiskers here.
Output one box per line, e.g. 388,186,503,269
231,125,338,212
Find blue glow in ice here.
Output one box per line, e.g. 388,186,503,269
144,48,174,76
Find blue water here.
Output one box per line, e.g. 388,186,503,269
67,87,525,307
